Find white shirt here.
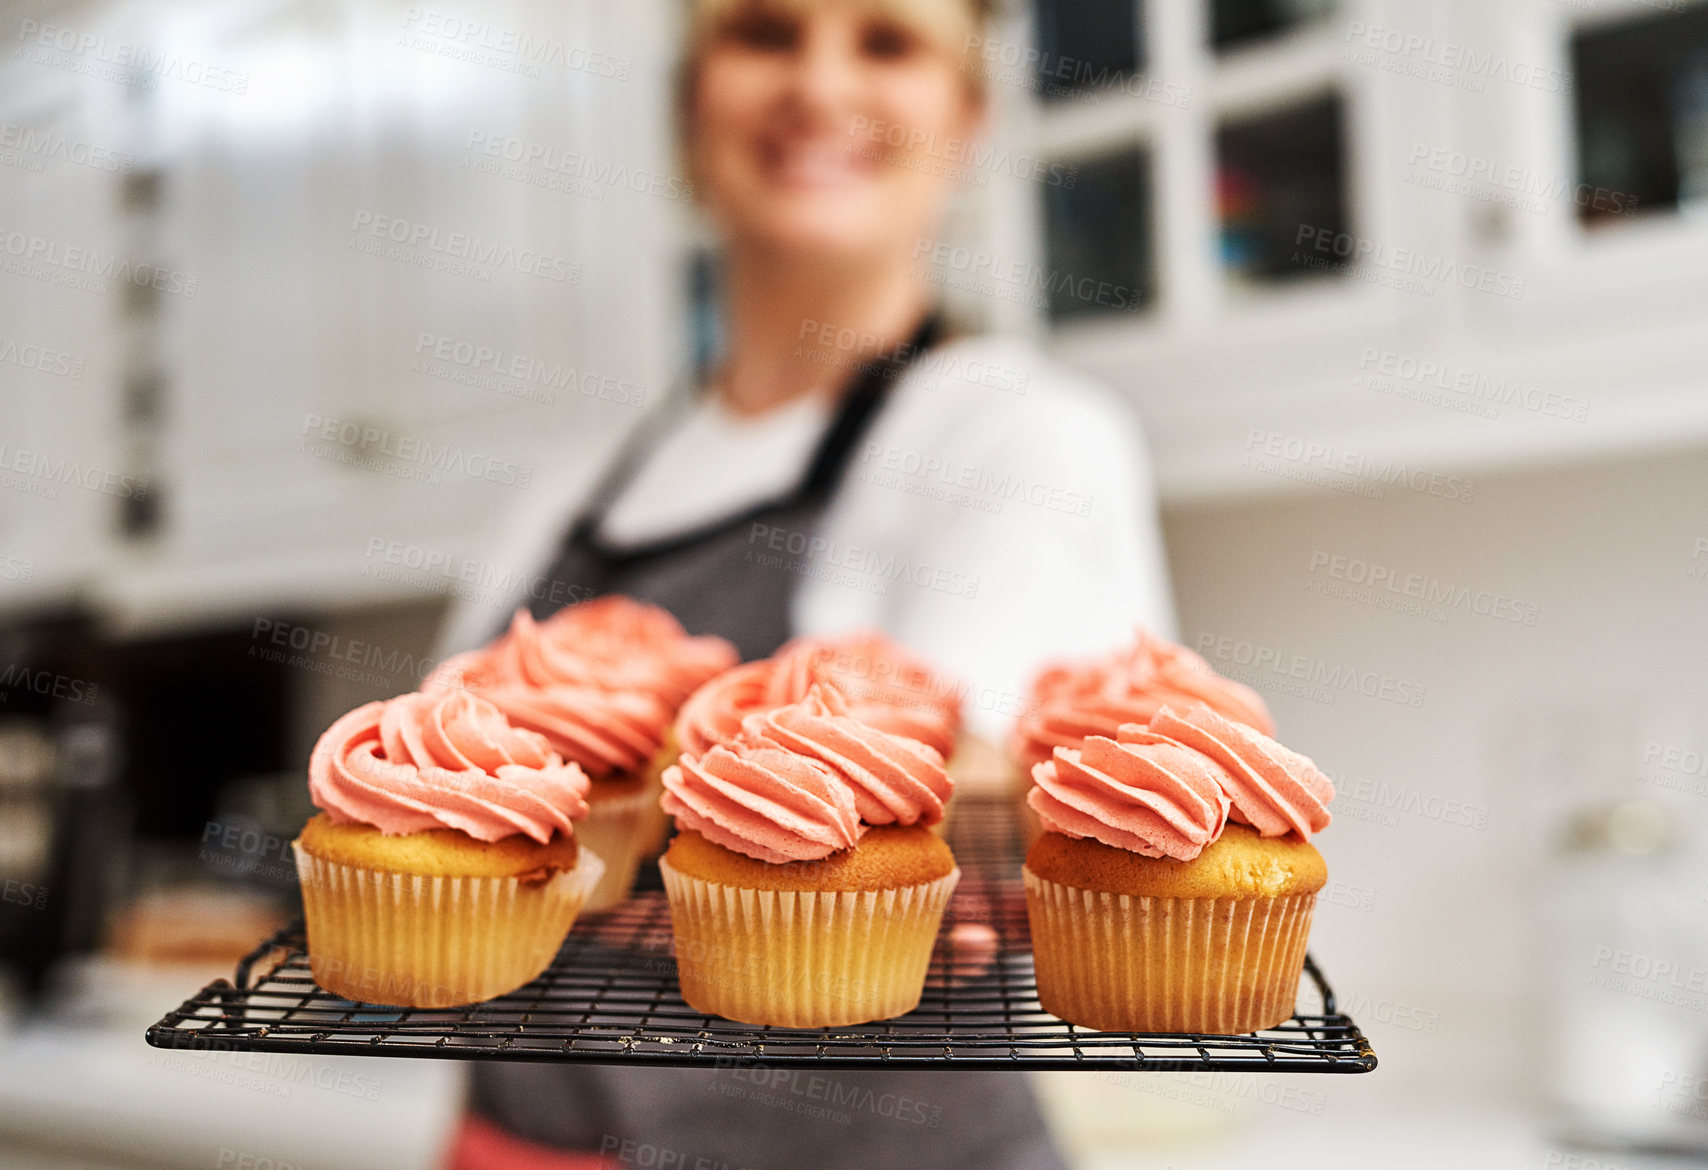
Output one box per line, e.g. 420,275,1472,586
437,334,1177,740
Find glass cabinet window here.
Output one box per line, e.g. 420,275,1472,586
1572,5,1708,225
1041,145,1154,322
1215,93,1348,287
1032,0,1143,102
1211,0,1336,52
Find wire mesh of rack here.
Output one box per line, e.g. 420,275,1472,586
146,797,1377,1073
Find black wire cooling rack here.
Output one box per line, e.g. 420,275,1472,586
146,798,1376,1073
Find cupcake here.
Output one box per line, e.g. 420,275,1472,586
658,684,960,1027
295,689,602,1008
431,597,737,908
476,684,674,912
1010,628,1275,775
675,631,963,761
1023,702,1333,1034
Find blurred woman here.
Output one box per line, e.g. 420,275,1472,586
446,0,1174,1166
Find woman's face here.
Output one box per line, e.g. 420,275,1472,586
690,1,983,266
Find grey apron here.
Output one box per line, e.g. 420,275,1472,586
470,315,1068,1170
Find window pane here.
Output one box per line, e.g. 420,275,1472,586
1042,145,1154,323
1216,93,1348,286
1212,0,1337,52
1032,0,1143,103
1572,5,1708,225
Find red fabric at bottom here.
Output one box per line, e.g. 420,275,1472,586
445,1113,616,1170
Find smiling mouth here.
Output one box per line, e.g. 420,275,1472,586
758,136,880,190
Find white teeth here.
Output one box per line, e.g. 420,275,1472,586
771,141,864,185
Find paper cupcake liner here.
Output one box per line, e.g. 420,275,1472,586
575,785,666,913
294,846,604,1008
1023,868,1316,1034
659,860,960,1028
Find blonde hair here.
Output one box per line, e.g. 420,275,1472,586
685,0,996,68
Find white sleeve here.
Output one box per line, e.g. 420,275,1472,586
863,380,1176,742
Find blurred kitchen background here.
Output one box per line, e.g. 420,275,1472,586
3,0,1708,1165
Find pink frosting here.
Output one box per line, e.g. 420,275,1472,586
1148,704,1334,839
1011,629,1275,772
308,691,591,843
661,747,863,864
673,660,775,758
662,684,955,862
739,684,950,827
673,631,963,759
465,599,738,709
1027,727,1231,860
479,685,670,777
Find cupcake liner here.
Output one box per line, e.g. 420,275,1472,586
659,860,960,1028
294,846,604,1008
575,785,666,913
1023,868,1316,1034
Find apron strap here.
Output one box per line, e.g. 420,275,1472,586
570,310,945,558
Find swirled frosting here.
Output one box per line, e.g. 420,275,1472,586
1010,629,1275,771
660,746,863,864
1148,704,1333,839
673,660,775,758
673,631,962,759
472,599,738,709
309,691,591,843
662,684,955,862
1027,726,1231,860
740,684,950,827
479,685,670,777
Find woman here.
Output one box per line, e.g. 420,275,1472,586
445,0,1175,1165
